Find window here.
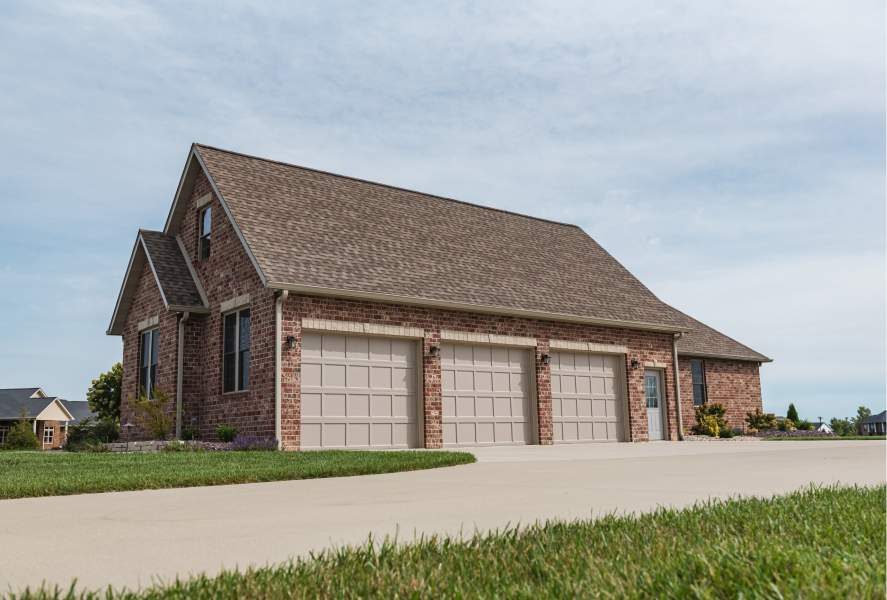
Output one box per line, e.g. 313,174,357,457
0,426,8,445
691,360,707,406
43,426,54,446
139,328,159,398
199,206,212,260
224,308,250,393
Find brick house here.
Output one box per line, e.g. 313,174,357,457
860,410,886,436
0,388,96,449
107,144,771,449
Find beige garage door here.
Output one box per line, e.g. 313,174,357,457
441,343,533,446
301,333,418,449
550,351,624,443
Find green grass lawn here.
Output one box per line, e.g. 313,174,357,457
0,450,476,500
9,483,884,599
762,436,886,441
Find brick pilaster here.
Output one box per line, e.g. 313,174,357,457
535,342,553,445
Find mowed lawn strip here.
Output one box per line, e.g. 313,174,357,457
0,450,476,500
761,436,886,441
9,483,885,600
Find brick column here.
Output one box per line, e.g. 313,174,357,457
535,342,553,445
279,297,300,450
423,330,442,448
626,354,649,442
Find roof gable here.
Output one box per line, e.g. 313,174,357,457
0,390,74,421
188,144,694,331
107,230,209,336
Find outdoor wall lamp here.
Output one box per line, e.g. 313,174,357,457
631,359,641,370
286,335,297,349
429,346,441,358
540,353,551,365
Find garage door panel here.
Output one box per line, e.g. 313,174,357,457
551,350,624,444
442,343,532,447
301,333,418,450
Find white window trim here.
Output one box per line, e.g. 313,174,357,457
0,425,8,445
42,426,55,446
223,306,251,394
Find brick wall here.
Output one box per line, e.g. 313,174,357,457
36,420,63,449
678,356,762,433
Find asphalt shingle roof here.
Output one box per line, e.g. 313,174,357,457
676,313,770,361
0,389,56,421
861,410,886,424
195,144,693,330
140,230,205,309
60,400,99,424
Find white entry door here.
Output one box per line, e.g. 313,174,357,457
300,333,419,449
441,343,532,446
645,370,664,441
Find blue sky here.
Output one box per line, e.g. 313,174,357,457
1,1,884,422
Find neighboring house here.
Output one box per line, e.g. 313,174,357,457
860,410,886,436
810,421,833,434
107,144,772,449
0,388,79,449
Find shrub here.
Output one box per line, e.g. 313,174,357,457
786,403,800,426
86,363,122,422
691,402,728,436
128,386,176,440
719,428,735,439
66,438,109,453
695,415,720,437
65,416,119,452
746,408,776,430
2,407,41,451
797,420,815,431
232,435,279,451
216,424,238,443
182,424,200,441
777,418,795,432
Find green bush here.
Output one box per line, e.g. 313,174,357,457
86,363,122,422
161,439,203,452
719,428,736,438
797,419,815,431
181,424,200,441
65,416,119,452
786,403,800,426
746,408,776,430
65,438,109,453
2,407,42,451
129,385,176,440
777,418,796,432
691,402,728,436
216,424,238,443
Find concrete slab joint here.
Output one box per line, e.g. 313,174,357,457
220,294,250,313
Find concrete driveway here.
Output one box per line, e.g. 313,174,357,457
1,440,884,593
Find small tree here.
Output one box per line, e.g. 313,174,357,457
691,402,729,436
829,417,854,437
746,408,776,431
851,406,872,436
128,386,176,440
786,403,800,426
2,406,41,451
87,363,122,422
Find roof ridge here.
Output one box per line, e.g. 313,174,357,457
194,143,581,229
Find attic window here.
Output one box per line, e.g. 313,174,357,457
199,206,211,260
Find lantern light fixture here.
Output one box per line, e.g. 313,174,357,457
286,335,297,349
540,353,551,365
631,359,641,370
429,346,441,358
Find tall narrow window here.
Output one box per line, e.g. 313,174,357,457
139,328,159,398
691,360,706,406
199,206,212,260
0,426,8,445
43,426,55,446
223,308,250,393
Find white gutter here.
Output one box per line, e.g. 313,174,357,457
673,332,686,441
176,311,190,439
275,290,289,446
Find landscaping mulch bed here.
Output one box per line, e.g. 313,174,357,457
753,430,836,438
682,434,759,441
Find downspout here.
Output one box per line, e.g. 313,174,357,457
673,332,686,440
275,290,289,446
176,311,190,439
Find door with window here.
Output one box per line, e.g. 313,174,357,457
645,370,664,441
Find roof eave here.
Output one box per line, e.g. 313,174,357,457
107,236,147,336
267,281,692,334
677,351,772,363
